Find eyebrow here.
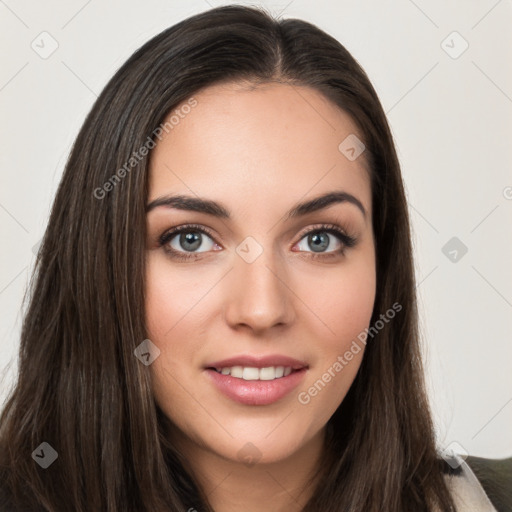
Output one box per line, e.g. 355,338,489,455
146,190,367,220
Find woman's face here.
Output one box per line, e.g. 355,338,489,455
145,82,376,465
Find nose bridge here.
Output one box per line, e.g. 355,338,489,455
224,238,294,331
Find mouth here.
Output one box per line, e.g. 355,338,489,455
207,365,301,381
203,355,309,405
205,354,308,374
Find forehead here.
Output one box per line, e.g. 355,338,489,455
148,81,371,218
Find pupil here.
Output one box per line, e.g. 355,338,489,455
180,232,201,251
309,233,328,252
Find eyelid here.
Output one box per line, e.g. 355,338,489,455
293,222,356,246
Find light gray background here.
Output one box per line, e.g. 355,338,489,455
1,0,511,458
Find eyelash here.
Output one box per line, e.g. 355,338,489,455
158,223,358,262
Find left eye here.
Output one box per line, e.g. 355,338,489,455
296,230,344,253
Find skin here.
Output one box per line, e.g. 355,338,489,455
145,81,376,512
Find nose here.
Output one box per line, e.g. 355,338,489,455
223,249,295,333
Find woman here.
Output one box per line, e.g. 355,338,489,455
0,5,509,512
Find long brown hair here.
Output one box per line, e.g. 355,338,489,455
0,5,458,511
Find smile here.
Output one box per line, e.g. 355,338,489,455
205,367,307,405
210,365,293,380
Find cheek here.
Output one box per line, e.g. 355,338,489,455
310,275,374,338
144,256,203,413
292,254,376,420
145,266,177,341
296,254,376,350
145,254,206,340
144,255,206,383
292,251,376,404
144,250,228,357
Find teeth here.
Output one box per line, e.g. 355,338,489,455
213,365,295,381
243,367,260,380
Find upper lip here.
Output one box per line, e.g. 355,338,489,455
205,354,308,370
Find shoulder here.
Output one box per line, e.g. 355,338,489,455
465,455,512,512
440,453,512,512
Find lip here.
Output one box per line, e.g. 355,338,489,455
205,367,307,405
205,354,308,371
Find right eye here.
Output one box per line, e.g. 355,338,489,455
159,224,222,261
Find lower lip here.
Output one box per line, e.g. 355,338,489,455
204,368,307,405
